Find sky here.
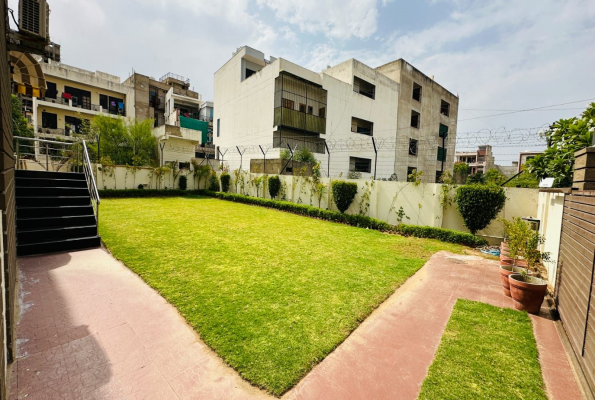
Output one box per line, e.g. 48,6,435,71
9,0,595,164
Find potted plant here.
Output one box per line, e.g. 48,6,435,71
499,218,531,297
509,230,551,314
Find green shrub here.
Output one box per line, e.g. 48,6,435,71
99,189,202,198
178,175,187,190
208,173,219,191
455,184,506,234
294,147,317,164
332,181,358,213
220,172,231,192
268,175,281,198
203,191,487,247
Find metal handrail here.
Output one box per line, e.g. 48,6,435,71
82,140,100,230
14,136,77,172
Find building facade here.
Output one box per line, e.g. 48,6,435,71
213,46,459,182
455,145,495,175
14,59,133,139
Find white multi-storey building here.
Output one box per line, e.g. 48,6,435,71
213,46,459,182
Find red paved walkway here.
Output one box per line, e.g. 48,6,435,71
9,250,583,399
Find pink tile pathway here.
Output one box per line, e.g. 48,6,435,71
10,249,583,399
285,252,584,400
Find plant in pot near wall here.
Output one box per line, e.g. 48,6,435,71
499,218,531,297
509,230,551,314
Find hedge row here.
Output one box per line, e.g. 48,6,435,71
203,191,487,247
98,189,203,198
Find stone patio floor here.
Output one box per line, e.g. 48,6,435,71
9,249,583,399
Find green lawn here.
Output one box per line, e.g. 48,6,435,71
419,299,547,400
100,197,463,395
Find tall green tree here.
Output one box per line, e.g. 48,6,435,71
526,102,595,187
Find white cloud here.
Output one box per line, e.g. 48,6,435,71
257,0,385,39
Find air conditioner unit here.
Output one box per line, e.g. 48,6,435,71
19,0,50,40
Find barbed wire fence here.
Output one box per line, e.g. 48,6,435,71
211,125,549,180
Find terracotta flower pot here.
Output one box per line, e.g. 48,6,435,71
509,274,547,314
500,254,513,262
499,265,528,297
501,242,509,250
514,259,528,267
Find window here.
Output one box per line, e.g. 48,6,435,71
407,167,417,182
319,107,326,118
349,157,372,173
41,112,58,129
282,98,294,109
351,117,374,136
246,69,256,79
437,146,447,162
439,124,448,138
299,103,307,113
441,100,450,117
45,81,57,99
411,110,420,128
179,162,190,170
353,76,375,99
409,138,418,156
307,106,313,115
412,83,422,102
100,94,108,110
217,118,220,137
65,116,82,135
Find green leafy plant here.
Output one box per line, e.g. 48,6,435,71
252,176,264,197
527,102,595,187
332,181,358,213
455,184,506,234
395,206,410,224
178,175,188,190
280,149,291,160
408,169,423,186
208,173,220,191
220,172,231,192
99,189,201,198
466,172,486,185
313,182,327,208
358,179,375,216
504,170,540,188
99,156,116,189
294,147,317,164
268,175,281,198
453,162,471,184
485,168,507,186
347,170,362,179
154,165,171,189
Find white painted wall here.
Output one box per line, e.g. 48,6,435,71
537,191,565,286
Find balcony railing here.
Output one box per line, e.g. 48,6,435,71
38,127,68,136
274,107,326,135
40,93,125,116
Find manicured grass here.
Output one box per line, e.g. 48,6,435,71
419,299,547,400
100,197,464,395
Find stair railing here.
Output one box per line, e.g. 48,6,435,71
14,136,78,171
82,140,100,230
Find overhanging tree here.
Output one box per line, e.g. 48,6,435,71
526,102,595,187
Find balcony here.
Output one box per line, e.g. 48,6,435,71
39,93,125,116
274,107,326,135
37,127,68,136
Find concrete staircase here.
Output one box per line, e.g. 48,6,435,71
15,170,101,256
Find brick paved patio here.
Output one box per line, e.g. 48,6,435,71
9,249,583,399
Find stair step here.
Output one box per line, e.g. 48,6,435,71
16,196,91,207
17,205,94,219
17,215,97,231
16,170,85,180
17,225,98,244
16,177,88,188
17,236,101,257
16,186,90,197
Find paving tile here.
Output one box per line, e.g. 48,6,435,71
12,248,582,400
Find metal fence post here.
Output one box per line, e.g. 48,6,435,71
45,142,49,171
371,137,377,180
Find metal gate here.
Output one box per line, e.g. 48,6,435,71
557,191,595,392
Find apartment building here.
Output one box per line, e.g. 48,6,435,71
455,145,495,174
12,58,133,139
213,46,459,182
123,72,207,165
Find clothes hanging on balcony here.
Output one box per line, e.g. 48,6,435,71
62,92,72,100
118,102,124,109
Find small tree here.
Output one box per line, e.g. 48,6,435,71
178,175,187,190
485,168,506,186
332,181,358,213
294,147,317,164
453,162,471,184
268,175,281,198
252,176,264,197
314,182,327,208
455,184,506,234
220,172,231,192
208,173,219,191
466,172,486,184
